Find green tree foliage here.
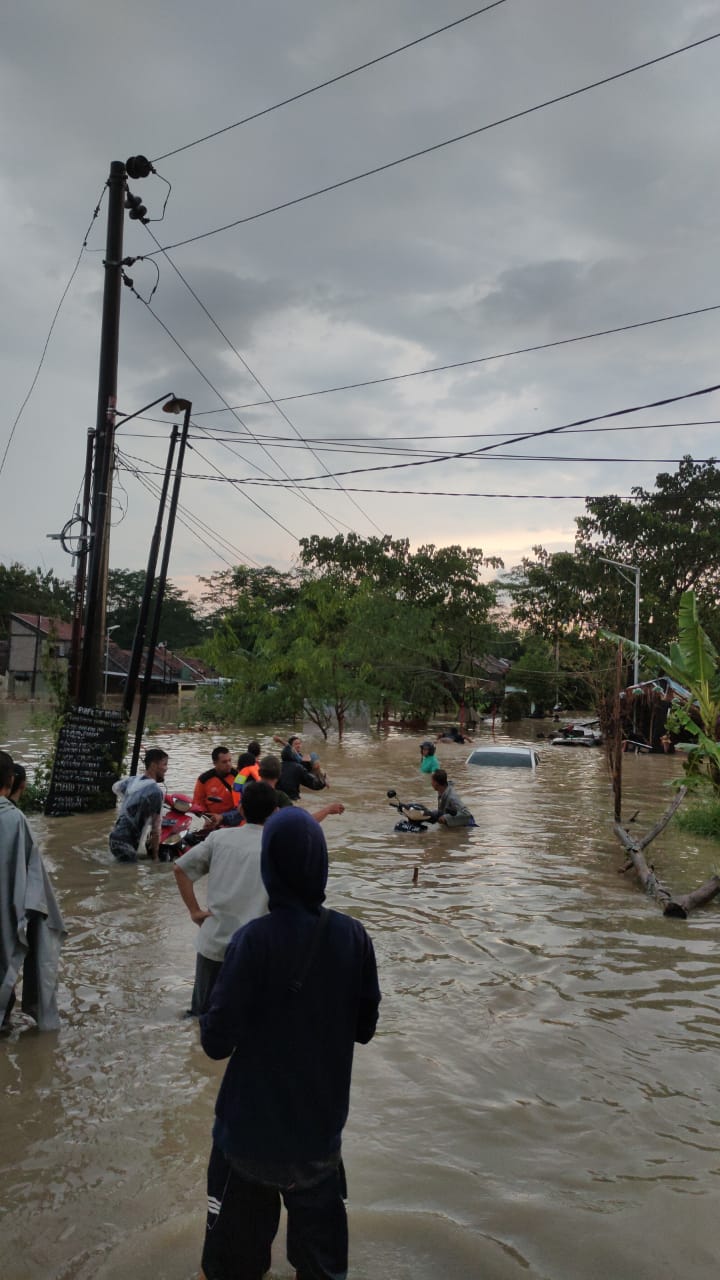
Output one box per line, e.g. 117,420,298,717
201,535,503,734
576,457,720,649
106,569,205,650
300,535,501,725
0,562,73,636
504,458,720,705
505,629,610,714
262,576,367,738
508,638,557,712
198,566,302,652
505,541,649,649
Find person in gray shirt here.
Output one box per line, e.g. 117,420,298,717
426,768,476,828
174,780,279,1016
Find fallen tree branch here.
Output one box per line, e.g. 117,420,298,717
612,786,720,917
638,788,687,850
664,876,720,919
613,820,674,909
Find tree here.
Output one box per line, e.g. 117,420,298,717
264,576,367,739
300,534,502,717
197,566,302,654
576,457,720,650
0,562,73,636
106,569,205,649
200,536,506,732
504,541,646,647
504,460,720,706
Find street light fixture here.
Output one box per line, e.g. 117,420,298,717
600,558,641,686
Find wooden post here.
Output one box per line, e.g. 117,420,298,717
612,643,623,821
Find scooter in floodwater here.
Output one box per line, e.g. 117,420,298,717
147,793,213,861
387,789,433,833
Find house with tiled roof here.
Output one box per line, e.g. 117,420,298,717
6,614,219,700
6,613,75,697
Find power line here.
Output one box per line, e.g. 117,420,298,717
121,274,353,538
133,453,718,476
183,437,304,540
0,187,107,480
152,1,510,162
225,381,720,482
234,487,636,500
116,451,254,562
121,416,720,444
119,458,638,502
115,447,273,568
117,454,263,569
130,386,714,487
125,467,239,570
147,32,720,254
189,303,720,414
143,226,386,535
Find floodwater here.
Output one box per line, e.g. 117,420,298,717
2,703,720,1280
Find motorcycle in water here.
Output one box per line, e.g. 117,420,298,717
147,793,213,861
387,789,433,833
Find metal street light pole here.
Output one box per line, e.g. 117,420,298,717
129,399,192,775
121,398,186,720
600,558,641,685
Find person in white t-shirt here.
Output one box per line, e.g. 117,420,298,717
173,780,278,1016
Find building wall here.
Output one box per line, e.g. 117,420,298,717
9,619,44,674
8,619,68,698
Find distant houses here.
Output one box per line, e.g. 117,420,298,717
2,613,218,699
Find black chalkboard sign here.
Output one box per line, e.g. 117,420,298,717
45,706,127,816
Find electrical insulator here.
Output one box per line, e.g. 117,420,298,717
126,155,154,179
125,191,149,223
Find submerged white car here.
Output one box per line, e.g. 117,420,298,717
466,745,539,769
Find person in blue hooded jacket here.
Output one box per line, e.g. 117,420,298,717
199,807,381,1280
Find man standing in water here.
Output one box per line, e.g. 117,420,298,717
193,746,237,823
173,780,279,1016
108,748,168,862
199,807,380,1280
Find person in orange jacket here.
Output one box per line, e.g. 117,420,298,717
193,746,237,823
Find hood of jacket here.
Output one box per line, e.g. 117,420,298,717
261,807,328,911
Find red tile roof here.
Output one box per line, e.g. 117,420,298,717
12,613,75,641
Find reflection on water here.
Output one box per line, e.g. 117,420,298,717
1,703,720,1279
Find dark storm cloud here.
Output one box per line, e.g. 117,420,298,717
2,0,720,576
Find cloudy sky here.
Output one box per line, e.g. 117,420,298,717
1,0,719,596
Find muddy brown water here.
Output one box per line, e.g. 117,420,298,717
1,704,719,1280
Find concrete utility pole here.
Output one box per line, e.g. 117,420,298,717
77,159,127,707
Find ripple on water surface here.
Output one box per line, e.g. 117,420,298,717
1,715,720,1279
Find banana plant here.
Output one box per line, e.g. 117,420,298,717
604,590,720,791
